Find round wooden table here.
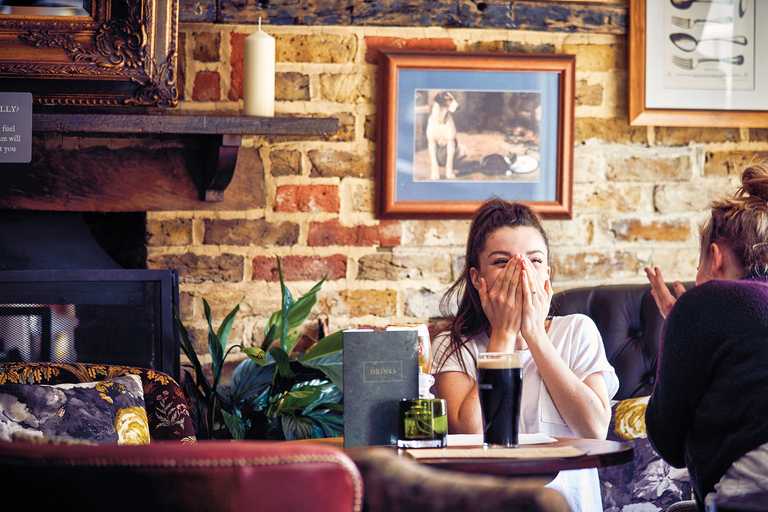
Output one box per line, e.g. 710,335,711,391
404,437,634,482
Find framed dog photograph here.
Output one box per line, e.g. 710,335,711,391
376,51,574,219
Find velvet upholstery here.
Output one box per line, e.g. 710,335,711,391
0,440,362,512
349,447,570,512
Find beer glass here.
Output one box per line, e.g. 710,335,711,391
477,352,523,447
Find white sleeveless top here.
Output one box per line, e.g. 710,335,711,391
431,314,619,512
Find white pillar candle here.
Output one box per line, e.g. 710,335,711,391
243,18,275,117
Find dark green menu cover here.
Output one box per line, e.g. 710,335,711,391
343,329,419,448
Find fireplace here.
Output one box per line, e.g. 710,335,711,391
0,211,180,379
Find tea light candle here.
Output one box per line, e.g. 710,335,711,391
243,18,275,117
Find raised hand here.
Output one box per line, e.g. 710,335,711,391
477,255,524,348
644,266,686,319
520,257,552,345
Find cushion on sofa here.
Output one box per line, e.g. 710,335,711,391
0,374,150,445
599,395,693,512
0,362,196,441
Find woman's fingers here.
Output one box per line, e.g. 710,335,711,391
644,266,680,318
521,266,533,306
477,276,488,307
507,256,522,304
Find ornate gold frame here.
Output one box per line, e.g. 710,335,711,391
0,0,179,108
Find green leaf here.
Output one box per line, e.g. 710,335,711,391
281,415,315,440
177,317,212,397
277,257,293,353
203,299,224,383
262,312,280,350
301,330,342,361
182,369,209,438
243,346,269,366
216,303,240,350
274,387,321,415
263,273,326,354
302,407,343,438
229,358,274,407
221,408,248,440
269,346,294,379
299,351,342,392
299,379,342,414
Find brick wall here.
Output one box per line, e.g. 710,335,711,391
150,23,768,355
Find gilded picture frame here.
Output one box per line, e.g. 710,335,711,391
0,0,179,109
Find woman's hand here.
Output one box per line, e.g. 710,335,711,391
644,266,686,319
477,255,524,348
520,257,552,345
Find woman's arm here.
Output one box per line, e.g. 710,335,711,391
526,332,612,439
519,260,611,439
434,371,483,434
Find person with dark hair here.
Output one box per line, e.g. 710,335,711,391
645,163,768,511
431,198,618,512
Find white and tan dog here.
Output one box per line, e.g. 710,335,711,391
425,91,459,180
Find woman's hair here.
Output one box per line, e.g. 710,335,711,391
435,198,549,373
701,162,768,278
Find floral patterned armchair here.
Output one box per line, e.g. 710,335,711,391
0,362,196,442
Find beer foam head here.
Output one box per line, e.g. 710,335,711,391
478,352,521,369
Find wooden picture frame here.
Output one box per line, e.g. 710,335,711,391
377,51,574,219
0,0,179,109
629,0,768,127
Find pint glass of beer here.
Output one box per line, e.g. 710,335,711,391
477,352,523,447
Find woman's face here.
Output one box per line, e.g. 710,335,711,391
470,225,550,291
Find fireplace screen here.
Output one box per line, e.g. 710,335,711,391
0,270,179,379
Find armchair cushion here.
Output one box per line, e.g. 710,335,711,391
0,374,149,444
0,363,196,441
599,396,693,512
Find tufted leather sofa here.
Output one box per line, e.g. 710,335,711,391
549,283,689,400
551,283,695,512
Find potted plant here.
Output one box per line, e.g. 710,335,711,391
177,257,342,440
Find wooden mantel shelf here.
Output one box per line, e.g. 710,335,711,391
32,112,338,136
31,113,339,201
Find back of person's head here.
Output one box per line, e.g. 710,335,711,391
703,162,768,278
436,199,548,371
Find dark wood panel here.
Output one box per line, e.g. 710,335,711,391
216,0,626,34
33,113,338,136
0,136,265,211
219,0,352,25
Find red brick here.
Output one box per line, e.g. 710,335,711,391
364,37,456,64
274,185,339,213
252,255,347,281
192,70,220,101
308,220,401,247
229,32,247,101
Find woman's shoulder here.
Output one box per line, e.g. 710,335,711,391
672,278,768,324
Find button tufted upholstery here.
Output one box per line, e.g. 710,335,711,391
550,283,691,400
